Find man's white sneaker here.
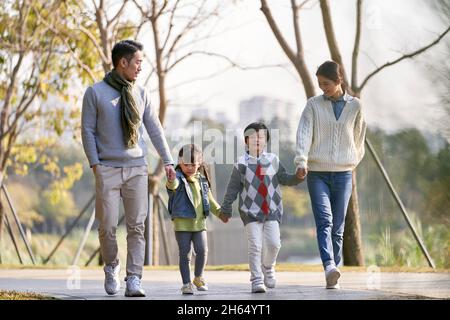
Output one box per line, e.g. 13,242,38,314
125,275,146,297
251,283,267,293
325,267,341,289
103,263,120,295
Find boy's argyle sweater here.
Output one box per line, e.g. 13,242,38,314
221,151,302,225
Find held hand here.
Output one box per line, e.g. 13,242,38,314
165,164,176,182
92,165,98,175
219,213,230,223
296,167,307,180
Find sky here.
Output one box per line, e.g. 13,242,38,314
64,0,448,146
126,0,449,140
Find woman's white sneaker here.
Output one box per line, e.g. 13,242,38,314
325,267,341,289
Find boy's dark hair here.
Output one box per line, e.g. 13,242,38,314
244,121,270,143
175,144,211,186
111,40,143,68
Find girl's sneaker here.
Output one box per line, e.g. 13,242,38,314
181,283,194,295
193,277,208,291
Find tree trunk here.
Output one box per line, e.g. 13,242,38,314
319,0,349,86
293,60,316,98
151,196,159,266
343,172,365,265
158,74,167,124
0,196,4,263
319,0,364,266
260,0,316,98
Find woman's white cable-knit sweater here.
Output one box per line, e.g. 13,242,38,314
294,94,367,172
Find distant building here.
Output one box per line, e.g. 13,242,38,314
238,96,300,142
215,111,233,127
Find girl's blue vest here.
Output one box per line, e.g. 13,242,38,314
167,170,210,219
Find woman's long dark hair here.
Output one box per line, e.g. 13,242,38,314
175,143,211,187
316,60,350,94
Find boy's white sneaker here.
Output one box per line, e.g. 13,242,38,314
262,266,276,288
103,263,120,295
325,266,341,289
251,283,267,293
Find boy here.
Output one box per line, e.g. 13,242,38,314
221,122,304,293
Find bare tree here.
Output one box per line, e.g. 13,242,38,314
260,0,316,97
60,0,135,77
130,0,226,265
425,0,450,142
260,0,450,265
0,0,68,248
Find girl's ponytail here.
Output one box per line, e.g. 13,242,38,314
200,163,212,187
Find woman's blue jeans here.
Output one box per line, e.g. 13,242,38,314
307,171,353,269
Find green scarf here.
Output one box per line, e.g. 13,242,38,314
104,69,141,148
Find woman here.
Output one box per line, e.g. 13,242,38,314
295,61,366,289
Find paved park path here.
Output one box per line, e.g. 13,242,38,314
0,268,449,300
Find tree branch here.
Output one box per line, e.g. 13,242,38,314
358,26,450,92
31,5,98,82
164,0,211,65
3,39,55,138
74,23,110,64
351,0,362,91
161,0,182,52
260,0,297,64
167,50,287,72
155,0,169,19
291,0,304,60
319,0,349,85
0,52,24,139
107,0,129,27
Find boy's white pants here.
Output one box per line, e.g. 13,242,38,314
245,220,281,285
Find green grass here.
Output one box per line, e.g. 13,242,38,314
0,290,55,300
363,217,450,269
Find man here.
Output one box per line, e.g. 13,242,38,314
81,40,176,297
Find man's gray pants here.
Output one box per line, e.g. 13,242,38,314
95,165,148,278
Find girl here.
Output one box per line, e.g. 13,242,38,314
295,61,367,289
166,143,229,295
